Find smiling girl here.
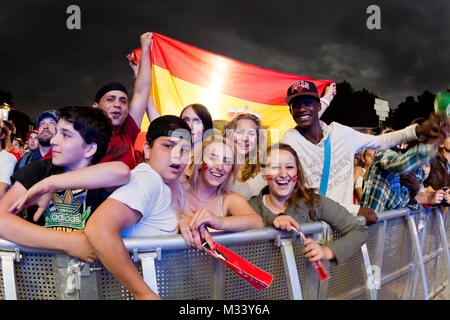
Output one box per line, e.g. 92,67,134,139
223,113,268,199
248,143,368,265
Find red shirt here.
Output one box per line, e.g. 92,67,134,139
42,114,140,169
99,114,140,169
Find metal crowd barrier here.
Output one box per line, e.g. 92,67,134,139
0,207,448,300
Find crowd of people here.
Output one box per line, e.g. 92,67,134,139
0,32,449,300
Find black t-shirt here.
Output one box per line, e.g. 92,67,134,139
11,159,108,231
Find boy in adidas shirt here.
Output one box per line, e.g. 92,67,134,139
0,106,130,263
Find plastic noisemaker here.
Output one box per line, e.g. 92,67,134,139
292,228,330,282
202,240,274,290
434,90,450,118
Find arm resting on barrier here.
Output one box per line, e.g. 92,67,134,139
84,198,161,300
0,182,97,263
8,161,130,220
315,197,369,264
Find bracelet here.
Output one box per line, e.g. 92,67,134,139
320,97,330,107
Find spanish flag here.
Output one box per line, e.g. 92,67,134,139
129,33,333,143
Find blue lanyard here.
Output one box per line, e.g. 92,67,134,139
319,135,331,196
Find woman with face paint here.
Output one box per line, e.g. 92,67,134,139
173,134,264,251
223,113,268,200
248,143,368,265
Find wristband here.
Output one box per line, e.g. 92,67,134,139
320,97,330,107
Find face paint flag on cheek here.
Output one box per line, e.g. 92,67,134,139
291,174,298,184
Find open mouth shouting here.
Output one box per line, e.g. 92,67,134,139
169,163,182,174
110,111,122,119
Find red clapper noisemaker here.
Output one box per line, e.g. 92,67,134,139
202,240,274,290
292,228,330,282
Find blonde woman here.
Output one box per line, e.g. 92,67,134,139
223,113,268,199
174,135,264,251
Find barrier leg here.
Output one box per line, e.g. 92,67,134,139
409,211,427,299
376,221,387,273
138,252,159,296
361,243,378,300
437,210,450,292
310,229,329,300
407,214,428,300
0,251,17,300
279,239,303,300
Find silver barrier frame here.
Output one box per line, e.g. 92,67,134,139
0,208,448,300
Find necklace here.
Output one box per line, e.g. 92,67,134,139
190,187,217,203
263,195,287,214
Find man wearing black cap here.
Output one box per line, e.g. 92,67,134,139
281,80,444,224
30,110,58,162
92,32,153,169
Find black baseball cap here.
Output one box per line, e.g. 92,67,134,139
285,80,320,105
94,82,129,103
146,115,191,143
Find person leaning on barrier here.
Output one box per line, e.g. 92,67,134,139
248,143,368,265
423,137,450,209
0,106,130,263
84,115,193,300
360,114,449,213
174,134,264,252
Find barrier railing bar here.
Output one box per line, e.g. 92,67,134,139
436,209,450,293
376,208,411,222
279,239,303,300
0,251,17,300
407,213,429,300
123,225,325,253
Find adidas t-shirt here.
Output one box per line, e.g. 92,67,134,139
11,159,108,232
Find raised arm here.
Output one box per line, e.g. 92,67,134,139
318,82,336,118
128,32,153,128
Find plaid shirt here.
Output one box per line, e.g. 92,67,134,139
360,144,435,213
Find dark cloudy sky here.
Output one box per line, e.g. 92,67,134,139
1,0,448,122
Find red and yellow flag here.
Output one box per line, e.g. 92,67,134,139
129,33,333,142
